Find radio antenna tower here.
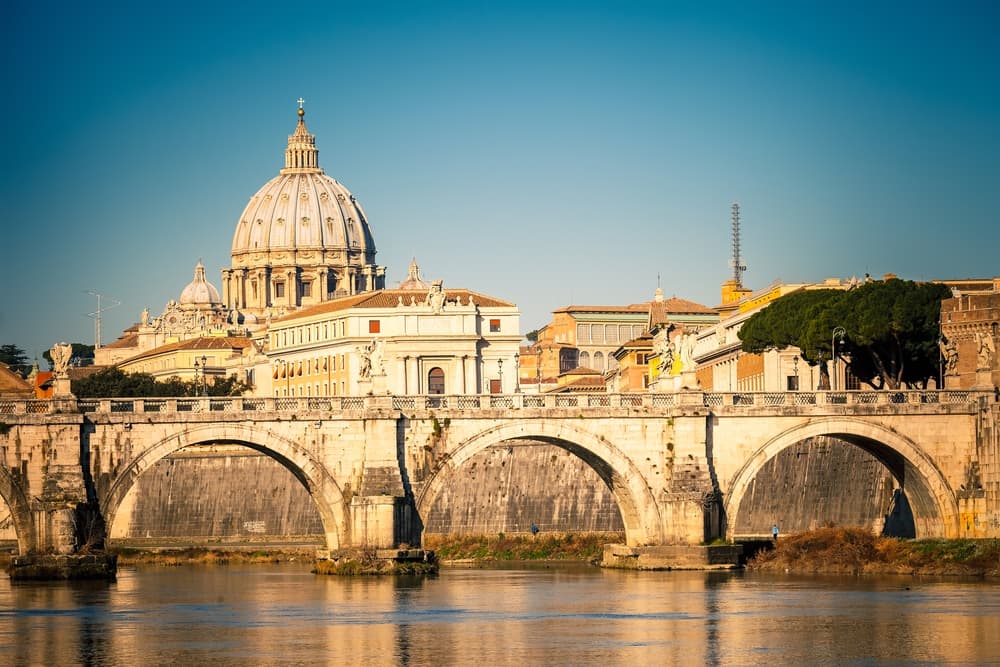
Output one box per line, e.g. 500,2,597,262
729,202,747,288
85,290,121,349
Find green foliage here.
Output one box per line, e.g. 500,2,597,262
71,367,252,398
0,344,31,375
739,280,951,389
525,329,540,343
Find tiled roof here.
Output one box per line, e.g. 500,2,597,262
274,289,515,323
561,366,603,376
104,333,140,349
120,337,252,364
551,376,606,392
554,304,650,314
0,363,33,397
650,297,716,323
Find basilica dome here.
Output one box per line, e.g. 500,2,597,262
223,106,385,317
179,260,222,306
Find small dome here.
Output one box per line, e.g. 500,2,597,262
179,260,222,306
398,258,430,290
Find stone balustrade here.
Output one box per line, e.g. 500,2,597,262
0,390,990,416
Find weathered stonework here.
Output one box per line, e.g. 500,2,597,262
0,391,996,561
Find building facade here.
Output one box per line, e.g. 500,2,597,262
262,267,521,397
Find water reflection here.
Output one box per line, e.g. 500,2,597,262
1,566,998,666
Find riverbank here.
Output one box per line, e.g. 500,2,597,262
424,532,624,563
748,527,1000,577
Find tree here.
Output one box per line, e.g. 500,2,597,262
738,289,846,388
72,367,252,398
525,329,540,343
739,280,951,390
0,344,31,376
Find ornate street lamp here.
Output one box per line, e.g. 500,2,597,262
514,353,520,393
193,357,201,396
831,327,846,391
497,358,504,394
200,355,208,396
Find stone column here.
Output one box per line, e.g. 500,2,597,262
318,268,327,302
287,270,296,308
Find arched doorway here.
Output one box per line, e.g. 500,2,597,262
428,367,445,395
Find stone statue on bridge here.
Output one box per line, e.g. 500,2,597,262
653,331,674,376
50,342,73,378
940,337,959,376
977,332,996,371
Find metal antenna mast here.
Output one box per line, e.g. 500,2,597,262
729,202,747,287
85,291,121,349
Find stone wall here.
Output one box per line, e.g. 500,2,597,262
109,445,324,540
733,436,899,536
423,441,624,535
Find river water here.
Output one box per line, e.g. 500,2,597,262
2,564,998,666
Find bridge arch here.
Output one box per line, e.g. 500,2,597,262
724,417,959,539
100,422,348,551
0,465,35,554
416,420,663,546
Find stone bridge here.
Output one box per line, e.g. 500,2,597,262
0,390,997,555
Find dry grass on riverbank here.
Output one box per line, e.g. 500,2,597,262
748,526,1000,577
112,547,315,566
424,532,624,562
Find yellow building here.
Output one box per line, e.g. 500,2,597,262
262,267,521,397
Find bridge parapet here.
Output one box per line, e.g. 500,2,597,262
703,390,988,409
0,390,990,417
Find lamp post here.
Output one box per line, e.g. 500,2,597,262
200,355,208,396
514,352,520,393
193,357,201,396
536,348,542,394
497,358,504,394
831,327,846,391
792,355,799,391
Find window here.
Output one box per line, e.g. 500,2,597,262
489,379,501,394
369,319,380,334
489,319,501,333
301,281,312,297
787,375,800,391
428,367,445,395
274,282,285,298
577,324,590,343
594,351,604,371
579,351,591,369
591,325,605,344
605,325,618,344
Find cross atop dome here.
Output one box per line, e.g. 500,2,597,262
283,101,321,173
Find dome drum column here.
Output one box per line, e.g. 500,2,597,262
286,269,297,308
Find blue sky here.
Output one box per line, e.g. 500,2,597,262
3,1,998,359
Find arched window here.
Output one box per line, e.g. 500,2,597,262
593,351,604,371
579,351,591,369
428,367,445,395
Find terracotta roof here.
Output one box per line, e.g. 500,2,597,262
554,304,650,314
104,332,140,349
274,288,515,323
551,376,607,392
650,297,716,323
120,336,252,364
561,366,603,376
619,335,653,349
0,363,33,397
